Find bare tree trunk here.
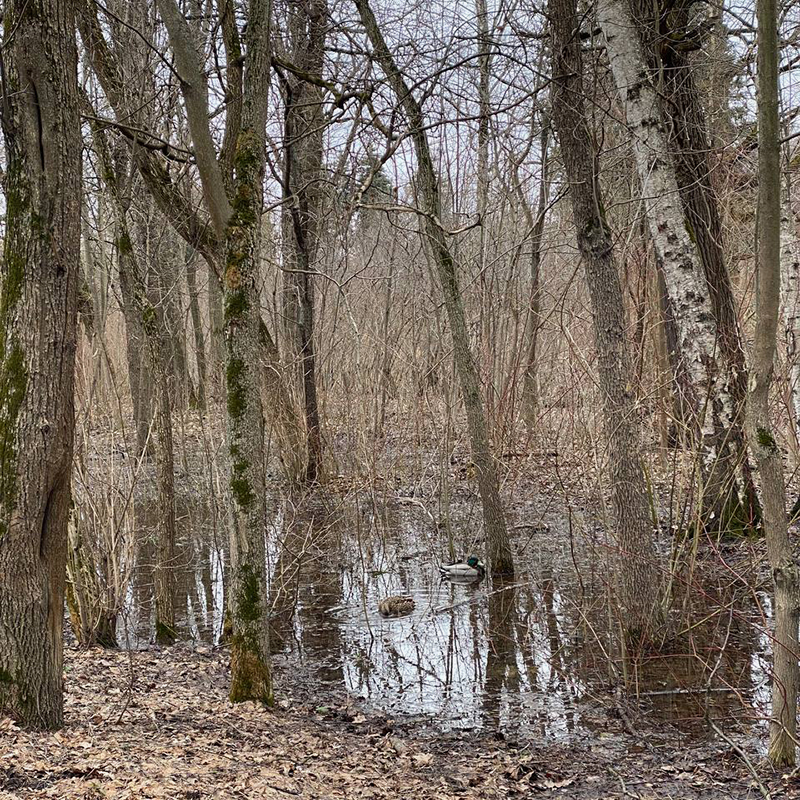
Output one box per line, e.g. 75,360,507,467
355,0,514,576
117,229,153,456
550,0,661,637
207,264,226,399
631,0,759,525
781,185,800,451
150,351,178,645
749,0,798,764
95,139,153,457
259,321,306,481
159,229,194,407
598,0,751,532
519,119,550,432
84,105,179,645
185,246,208,409
281,0,327,483
376,235,397,436
0,0,81,729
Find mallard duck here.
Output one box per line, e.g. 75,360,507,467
439,556,486,581
378,595,415,616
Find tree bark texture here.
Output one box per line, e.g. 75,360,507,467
550,0,661,637
748,0,798,764
598,0,751,532
629,0,759,526
0,0,81,729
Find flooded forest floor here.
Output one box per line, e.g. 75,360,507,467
5,418,800,797
2,645,797,800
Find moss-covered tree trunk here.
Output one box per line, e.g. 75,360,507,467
224,129,272,703
221,9,274,705
0,0,81,729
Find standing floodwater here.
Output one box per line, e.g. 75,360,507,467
121,489,770,745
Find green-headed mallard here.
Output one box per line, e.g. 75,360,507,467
378,595,415,617
439,556,486,581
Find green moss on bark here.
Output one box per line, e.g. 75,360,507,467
229,643,273,705
230,451,255,508
225,289,248,322
757,426,778,452
226,358,247,419
228,563,273,705
117,231,133,257
0,343,28,536
237,563,261,623
155,619,178,646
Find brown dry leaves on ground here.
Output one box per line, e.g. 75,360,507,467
0,646,796,800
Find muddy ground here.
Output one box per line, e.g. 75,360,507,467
1,645,797,799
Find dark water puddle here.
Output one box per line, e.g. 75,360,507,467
122,492,772,745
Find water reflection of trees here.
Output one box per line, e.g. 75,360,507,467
269,502,345,685
129,495,222,646
483,576,519,731
124,495,763,742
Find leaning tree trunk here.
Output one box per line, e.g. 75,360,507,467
749,0,799,764
632,1,760,526
598,0,750,533
0,0,81,729
550,0,661,637
355,0,515,576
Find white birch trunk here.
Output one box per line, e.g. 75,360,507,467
598,0,737,493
